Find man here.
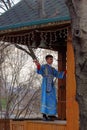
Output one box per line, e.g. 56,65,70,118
34,54,66,121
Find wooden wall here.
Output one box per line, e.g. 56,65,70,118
10,120,66,130
0,119,10,130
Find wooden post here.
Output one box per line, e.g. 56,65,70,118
66,29,79,130
58,48,66,120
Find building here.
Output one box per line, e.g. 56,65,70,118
0,0,79,130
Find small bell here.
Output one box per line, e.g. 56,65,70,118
39,40,47,48
31,42,36,48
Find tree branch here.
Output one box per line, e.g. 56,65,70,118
15,44,38,60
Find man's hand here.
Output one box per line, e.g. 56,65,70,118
33,59,40,70
64,70,67,75
33,59,39,65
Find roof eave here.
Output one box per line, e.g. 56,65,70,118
0,16,71,35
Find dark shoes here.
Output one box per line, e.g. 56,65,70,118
42,115,48,121
47,116,55,121
48,116,58,121
49,116,58,120
42,114,58,121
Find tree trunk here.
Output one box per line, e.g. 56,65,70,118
66,0,87,130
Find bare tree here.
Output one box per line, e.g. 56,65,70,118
15,44,37,60
0,45,42,119
0,0,58,119
0,0,20,115
0,41,11,116
0,45,57,119
0,0,15,14
0,0,39,119
66,0,87,130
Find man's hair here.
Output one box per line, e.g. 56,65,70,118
45,55,53,60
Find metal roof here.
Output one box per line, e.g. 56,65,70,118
0,0,70,31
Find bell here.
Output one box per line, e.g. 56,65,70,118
39,40,47,48
31,42,36,48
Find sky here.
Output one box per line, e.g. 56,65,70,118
0,0,21,14
14,0,21,4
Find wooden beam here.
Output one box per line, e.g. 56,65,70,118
58,49,66,120
66,28,79,130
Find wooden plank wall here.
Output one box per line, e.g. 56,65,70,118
10,121,66,130
10,120,26,130
26,121,66,130
0,119,10,130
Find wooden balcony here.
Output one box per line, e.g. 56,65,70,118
11,120,66,130
0,119,66,130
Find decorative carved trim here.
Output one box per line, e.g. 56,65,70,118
0,21,70,35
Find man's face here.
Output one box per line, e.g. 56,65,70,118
46,57,53,65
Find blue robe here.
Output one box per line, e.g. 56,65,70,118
37,64,64,115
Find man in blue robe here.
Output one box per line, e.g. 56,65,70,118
34,55,66,121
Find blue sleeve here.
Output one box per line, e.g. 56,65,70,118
54,68,64,79
36,65,45,76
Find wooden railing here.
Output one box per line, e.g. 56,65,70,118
11,120,66,130
0,119,66,130
0,119,10,130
